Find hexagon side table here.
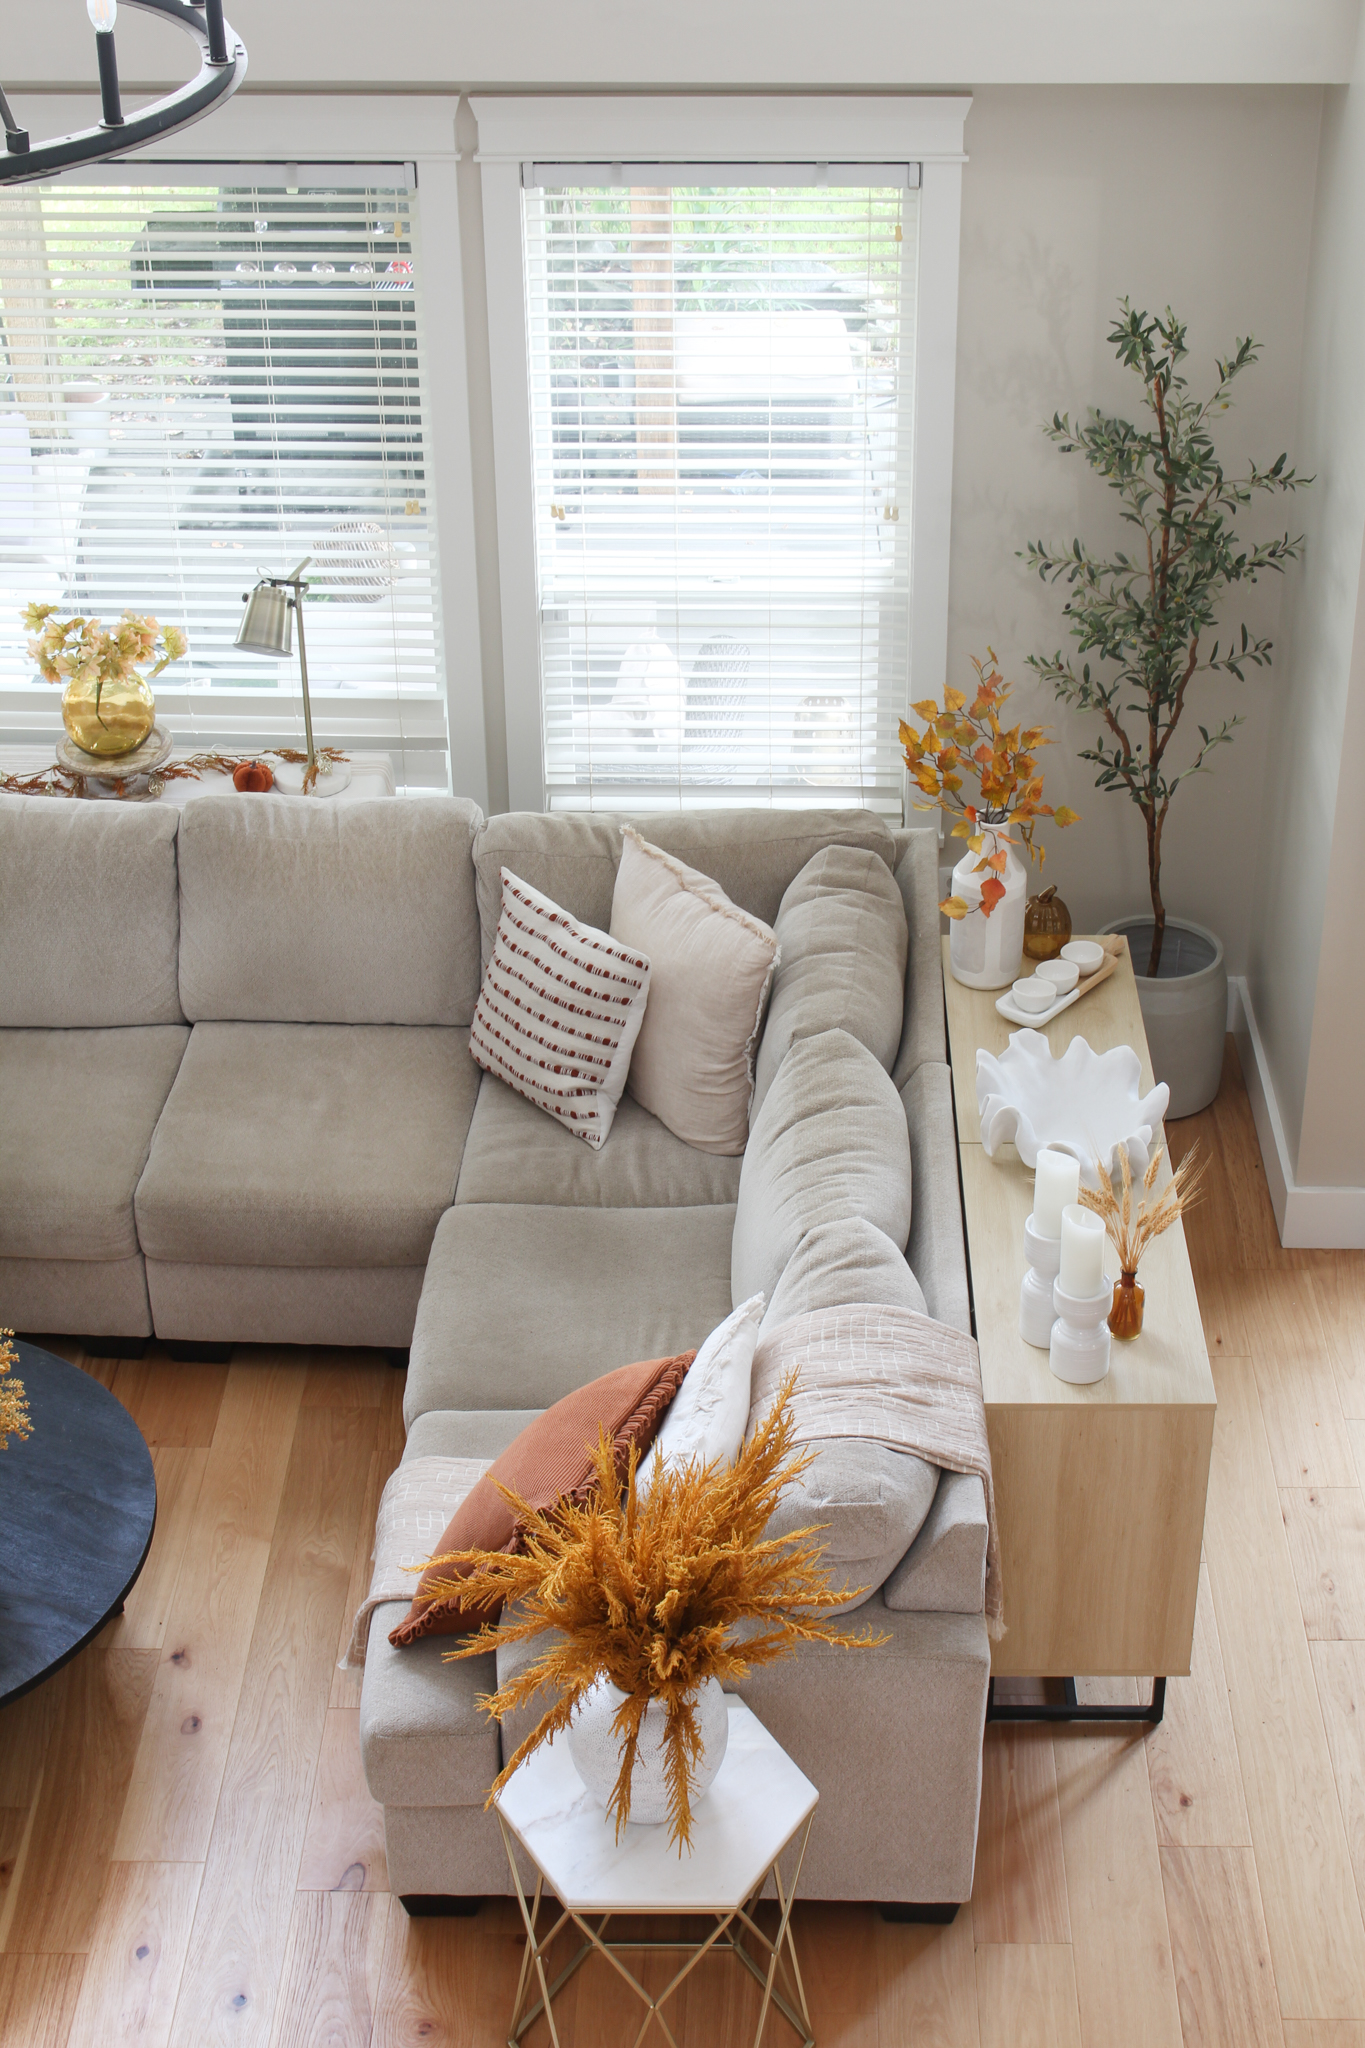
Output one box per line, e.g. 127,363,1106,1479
493,1698,819,2047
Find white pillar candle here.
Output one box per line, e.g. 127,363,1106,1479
1059,1203,1106,1298
1033,1149,1080,1239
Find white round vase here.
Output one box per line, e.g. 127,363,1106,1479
568,1676,729,1826
948,820,1027,990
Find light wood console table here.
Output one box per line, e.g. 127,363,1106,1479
943,937,1215,1719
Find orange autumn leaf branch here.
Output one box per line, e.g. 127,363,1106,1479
900,651,1079,920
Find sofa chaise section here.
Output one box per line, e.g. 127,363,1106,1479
136,794,484,1349
0,798,188,1339
405,1201,737,1426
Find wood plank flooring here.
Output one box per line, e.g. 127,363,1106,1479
5,1038,1365,2043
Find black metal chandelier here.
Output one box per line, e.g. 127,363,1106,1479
0,0,247,187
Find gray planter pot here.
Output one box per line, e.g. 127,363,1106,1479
1097,915,1227,1120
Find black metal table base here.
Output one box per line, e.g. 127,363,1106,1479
986,1677,1167,1726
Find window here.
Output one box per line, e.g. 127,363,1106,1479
523,170,916,813
0,167,450,787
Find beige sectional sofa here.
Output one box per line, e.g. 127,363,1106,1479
0,791,988,1917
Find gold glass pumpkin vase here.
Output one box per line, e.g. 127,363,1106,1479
61,667,156,758
1023,883,1073,962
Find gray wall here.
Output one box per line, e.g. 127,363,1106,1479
1250,27,1365,1184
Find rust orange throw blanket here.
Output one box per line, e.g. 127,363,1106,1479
748,1303,1004,1639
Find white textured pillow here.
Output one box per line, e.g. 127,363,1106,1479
610,827,780,1156
638,1293,766,1486
469,868,651,1150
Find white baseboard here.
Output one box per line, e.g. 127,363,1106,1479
1229,975,1365,1248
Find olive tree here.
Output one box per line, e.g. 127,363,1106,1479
1023,302,1308,976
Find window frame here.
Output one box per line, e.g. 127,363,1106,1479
472,93,970,814
0,93,488,805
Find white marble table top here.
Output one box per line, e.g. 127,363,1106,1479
495,1699,818,1915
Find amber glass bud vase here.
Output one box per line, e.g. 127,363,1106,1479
1109,1271,1144,1340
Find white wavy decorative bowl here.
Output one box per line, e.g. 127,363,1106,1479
975,1030,1170,1190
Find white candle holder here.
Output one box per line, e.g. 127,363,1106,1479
1019,1213,1061,1349
1049,1276,1113,1385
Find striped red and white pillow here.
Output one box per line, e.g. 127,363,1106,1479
470,868,652,1149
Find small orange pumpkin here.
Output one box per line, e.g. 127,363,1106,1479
233,760,274,793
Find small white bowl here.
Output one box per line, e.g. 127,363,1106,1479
1035,958,1080,995
1011,975,1056,1014
1060,939,1105,975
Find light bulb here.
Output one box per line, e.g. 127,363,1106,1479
87,0,117,30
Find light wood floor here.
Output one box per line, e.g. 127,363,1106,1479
5,1038,1365,2046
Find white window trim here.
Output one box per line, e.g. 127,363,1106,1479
472,92,969,813
4,94,488,808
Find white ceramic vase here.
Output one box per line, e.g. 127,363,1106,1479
948,819,1027,990
568,1676,729,1826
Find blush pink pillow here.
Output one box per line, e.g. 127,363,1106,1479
610,827,779,1156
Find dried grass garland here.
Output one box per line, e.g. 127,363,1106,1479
1,745,349,799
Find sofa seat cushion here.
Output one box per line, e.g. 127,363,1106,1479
752,845,907,1120
732,1029,912,1308
405,1202,736,1425
135,1022,478,1268
455,1073,742,1208
405,1409,542,1462
0,1026,189,1261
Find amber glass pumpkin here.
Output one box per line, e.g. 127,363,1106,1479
1023,884,1073,962
61,669,156,758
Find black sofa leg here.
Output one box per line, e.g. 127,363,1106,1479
166,1341,234,1364
879,1902,960,1925
84,1336,149,1360
385,1348,410,1370
399,1895,480,1918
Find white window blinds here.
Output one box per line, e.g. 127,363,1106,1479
0,170,449,787
522,168,918,813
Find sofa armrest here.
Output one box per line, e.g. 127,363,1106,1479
902,1062,970,1335
360,1602,500,1808
881,1470,987,1615
890,828,946,1084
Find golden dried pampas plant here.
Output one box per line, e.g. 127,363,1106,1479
1080,1142,1206,1277
0,1330,32,1449
430,1373,886,1850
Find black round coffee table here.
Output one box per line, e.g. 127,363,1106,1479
0,1341,157,1706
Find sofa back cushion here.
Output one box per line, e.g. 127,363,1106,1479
752,844,906,1121
0,796,183,1026
177,795,484,1024
472,808,897,968
732,1028,912,1307
761,1216,926,1333
752,1214,934,1612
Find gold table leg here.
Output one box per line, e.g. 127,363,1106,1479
497,1810,816,2047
